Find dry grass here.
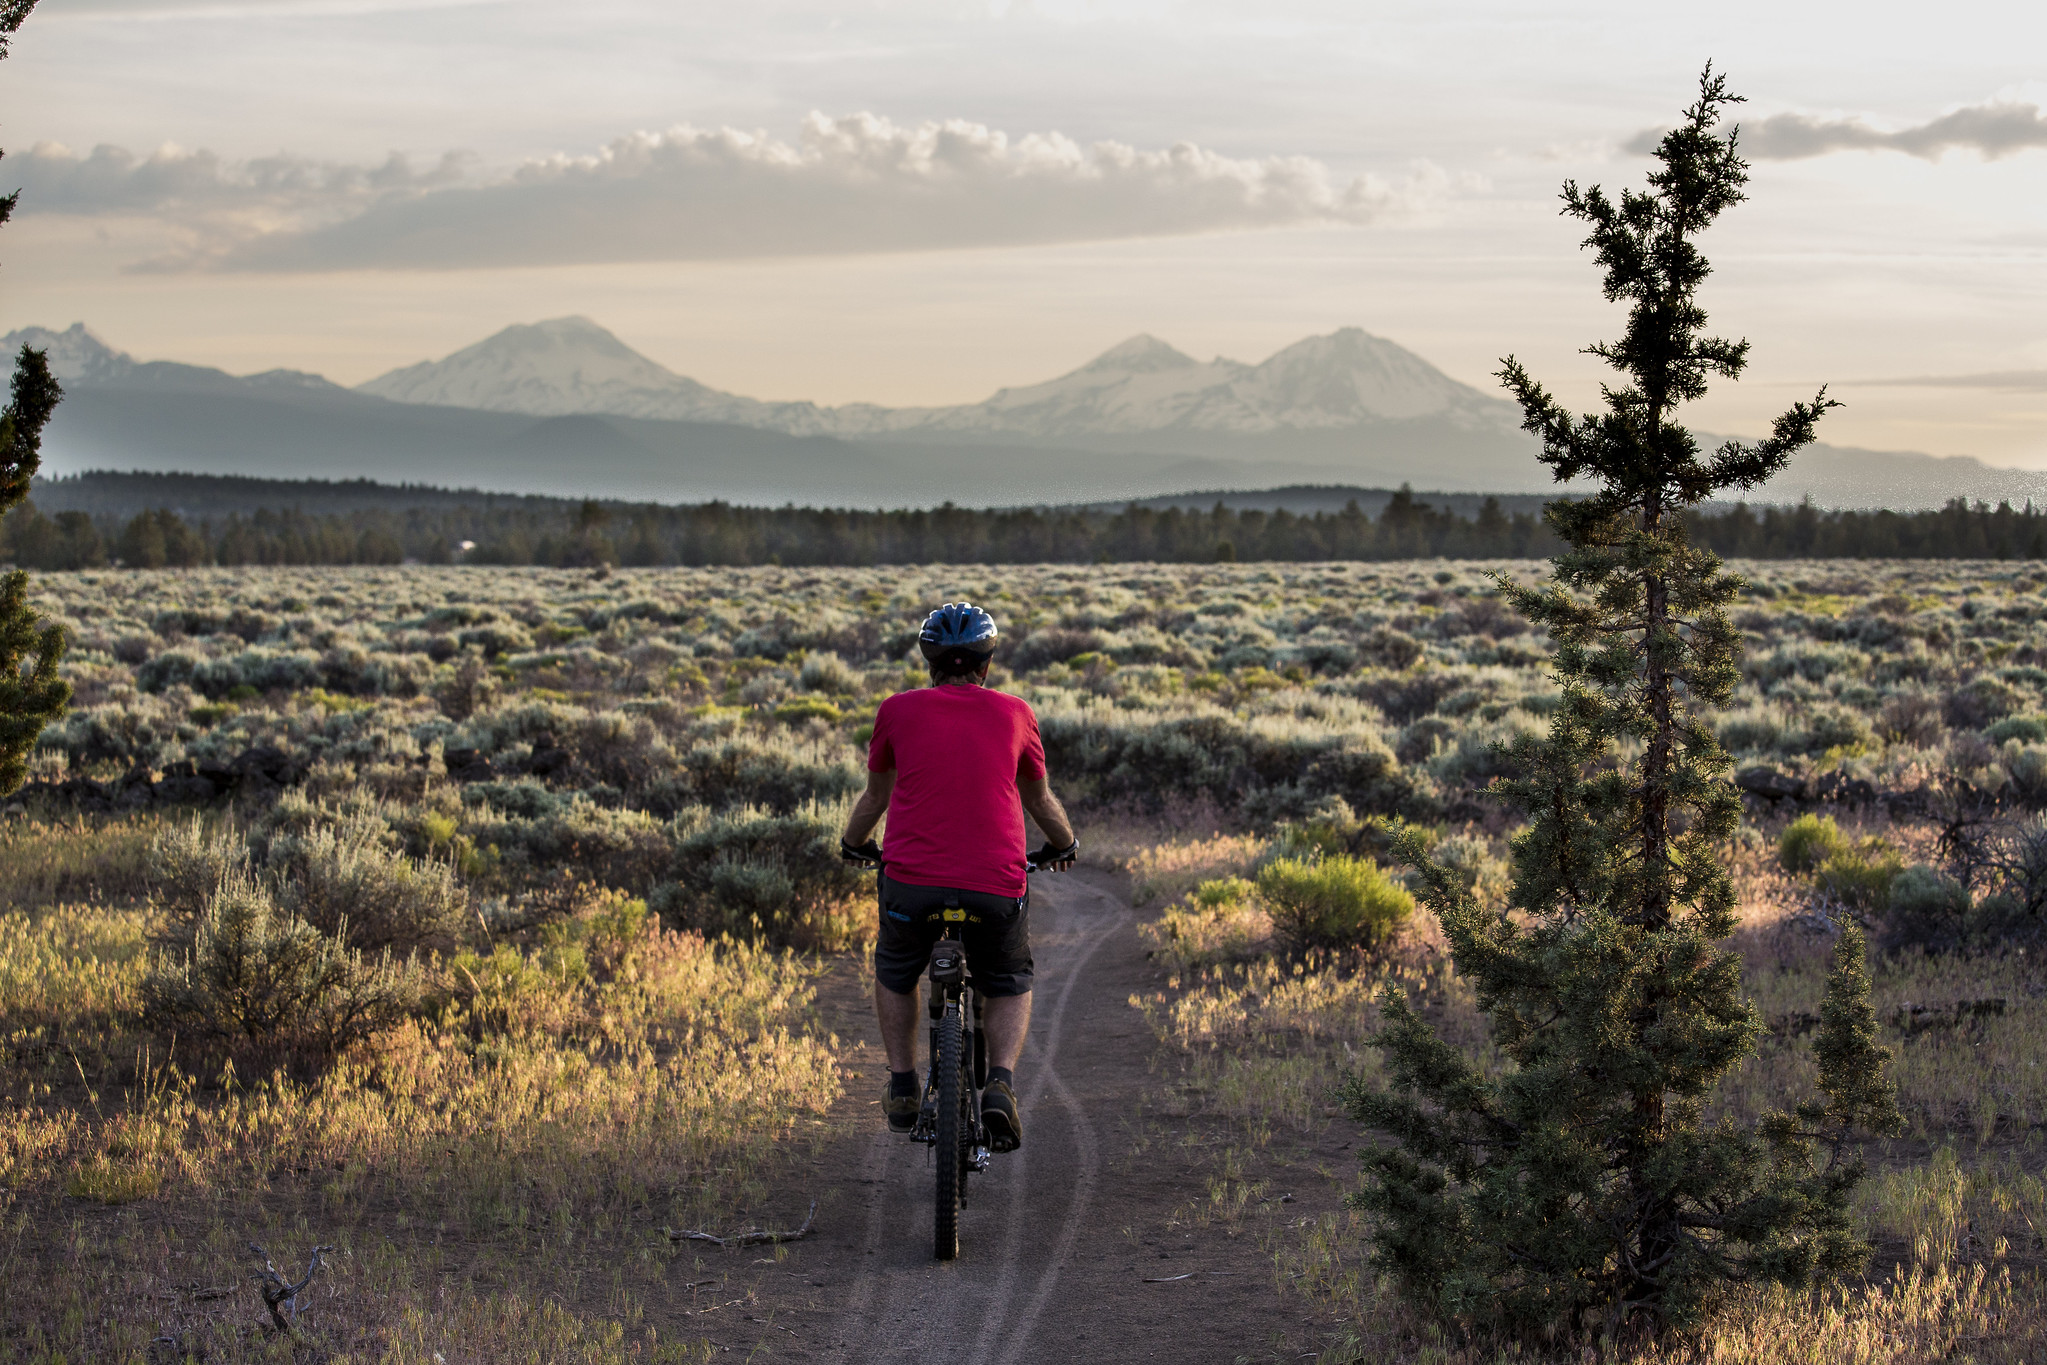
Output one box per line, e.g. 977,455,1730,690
1125,831,1269,907
0,874,840,1361
1120,825,2047,1363
0,809,195,909
1286,1208,2047,1364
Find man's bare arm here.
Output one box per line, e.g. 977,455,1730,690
843,768,895,846
1018,776,1076,868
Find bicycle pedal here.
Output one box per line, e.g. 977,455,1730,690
969,1146,991,1172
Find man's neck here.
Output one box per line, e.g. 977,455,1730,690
934,675,984,688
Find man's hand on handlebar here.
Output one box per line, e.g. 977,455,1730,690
1028,838,1079,872
841,837,883,866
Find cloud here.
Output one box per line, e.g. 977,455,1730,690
11,113,1447,272
1624,99,2047,162
7,141,474,218
1848,371,2047,392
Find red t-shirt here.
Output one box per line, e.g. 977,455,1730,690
868,683,1047,897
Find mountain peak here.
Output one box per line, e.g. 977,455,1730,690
352,316,845,430
356,316,701,414
1078,334,1202,375
463,315,646,361
1,322,134,384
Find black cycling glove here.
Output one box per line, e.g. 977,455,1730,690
841,837,883,865
1030,838,1079,867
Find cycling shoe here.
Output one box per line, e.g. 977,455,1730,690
981,1079,1022,1152
882,1079,919,1134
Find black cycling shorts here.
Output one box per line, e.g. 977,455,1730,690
873,873,1034,998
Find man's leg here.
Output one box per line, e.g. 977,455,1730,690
875,982,920,1074
978,989,1031,1152
981,990,1033,1072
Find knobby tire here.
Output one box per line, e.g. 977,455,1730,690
934,1007,965,1260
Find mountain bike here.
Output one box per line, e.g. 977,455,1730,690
914,929,994,1260
844,843,1066,1260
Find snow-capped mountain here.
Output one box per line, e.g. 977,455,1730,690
3,322,353,397
6,323,137,384
888,327,1518,437
356,316,844,434
13,316,2033,510
354,317,1522,441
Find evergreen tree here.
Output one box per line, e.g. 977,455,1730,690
0,0,69,795
1343,68,1900,1337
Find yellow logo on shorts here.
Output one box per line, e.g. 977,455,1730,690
942,907,967,922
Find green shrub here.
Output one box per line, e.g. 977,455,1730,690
1881,865,1974,954
1815,843,1905,912
1193,876,1255,909
1986,715,2047,745
1430,832,1511,909
658,804,869,950
465,798,672,889
464,779,565,820
1774,817,1900,909
266,816,469,953
667,731,863,813
1795,706,1874,756
774,699,842,725
1254,853,1412,953
797,651,858,693
143,875,419,1053
1779,813,1851,873
148,820,248,919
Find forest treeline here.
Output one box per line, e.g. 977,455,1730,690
4,484,2046,569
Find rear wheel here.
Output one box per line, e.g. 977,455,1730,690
934,1006,965,1260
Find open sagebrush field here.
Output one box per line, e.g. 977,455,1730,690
4,558,2047,1361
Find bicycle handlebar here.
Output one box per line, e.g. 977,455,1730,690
838,837,1078,872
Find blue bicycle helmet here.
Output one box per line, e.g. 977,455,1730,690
919,601,999,675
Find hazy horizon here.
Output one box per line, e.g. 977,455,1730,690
1,1,2041,467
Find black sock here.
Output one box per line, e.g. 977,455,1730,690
889,1069,918,1098
986,1066,1014,1090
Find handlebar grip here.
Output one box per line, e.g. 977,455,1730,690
1027,838,1079,870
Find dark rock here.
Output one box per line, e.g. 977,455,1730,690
231,745,305,787
1810,771,1878,807
157,776,220,803
51,776,113,812
444,747,495,782
525,746,573,778
1735,767,1806,801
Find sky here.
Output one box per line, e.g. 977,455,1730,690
2,0,2044,465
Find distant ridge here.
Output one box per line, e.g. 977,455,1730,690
352,315,1524,443
9,319,2044,511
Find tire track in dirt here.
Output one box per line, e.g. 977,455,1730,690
731,866,1338,1364
824,871,1120,1365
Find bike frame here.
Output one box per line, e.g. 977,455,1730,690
910,937,991,1175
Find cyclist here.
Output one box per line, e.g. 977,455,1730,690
841,601,1078,1153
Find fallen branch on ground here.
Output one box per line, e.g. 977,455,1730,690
665,1201,817,1248
249,1241,331,1336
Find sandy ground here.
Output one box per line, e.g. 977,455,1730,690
676,868,1351,1363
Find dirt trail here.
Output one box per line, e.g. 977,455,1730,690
685,870,1343,1363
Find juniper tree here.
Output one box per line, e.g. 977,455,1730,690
0,0,69,796
1343,67,1900,1337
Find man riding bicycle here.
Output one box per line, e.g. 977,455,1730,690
840,602,1078,1153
